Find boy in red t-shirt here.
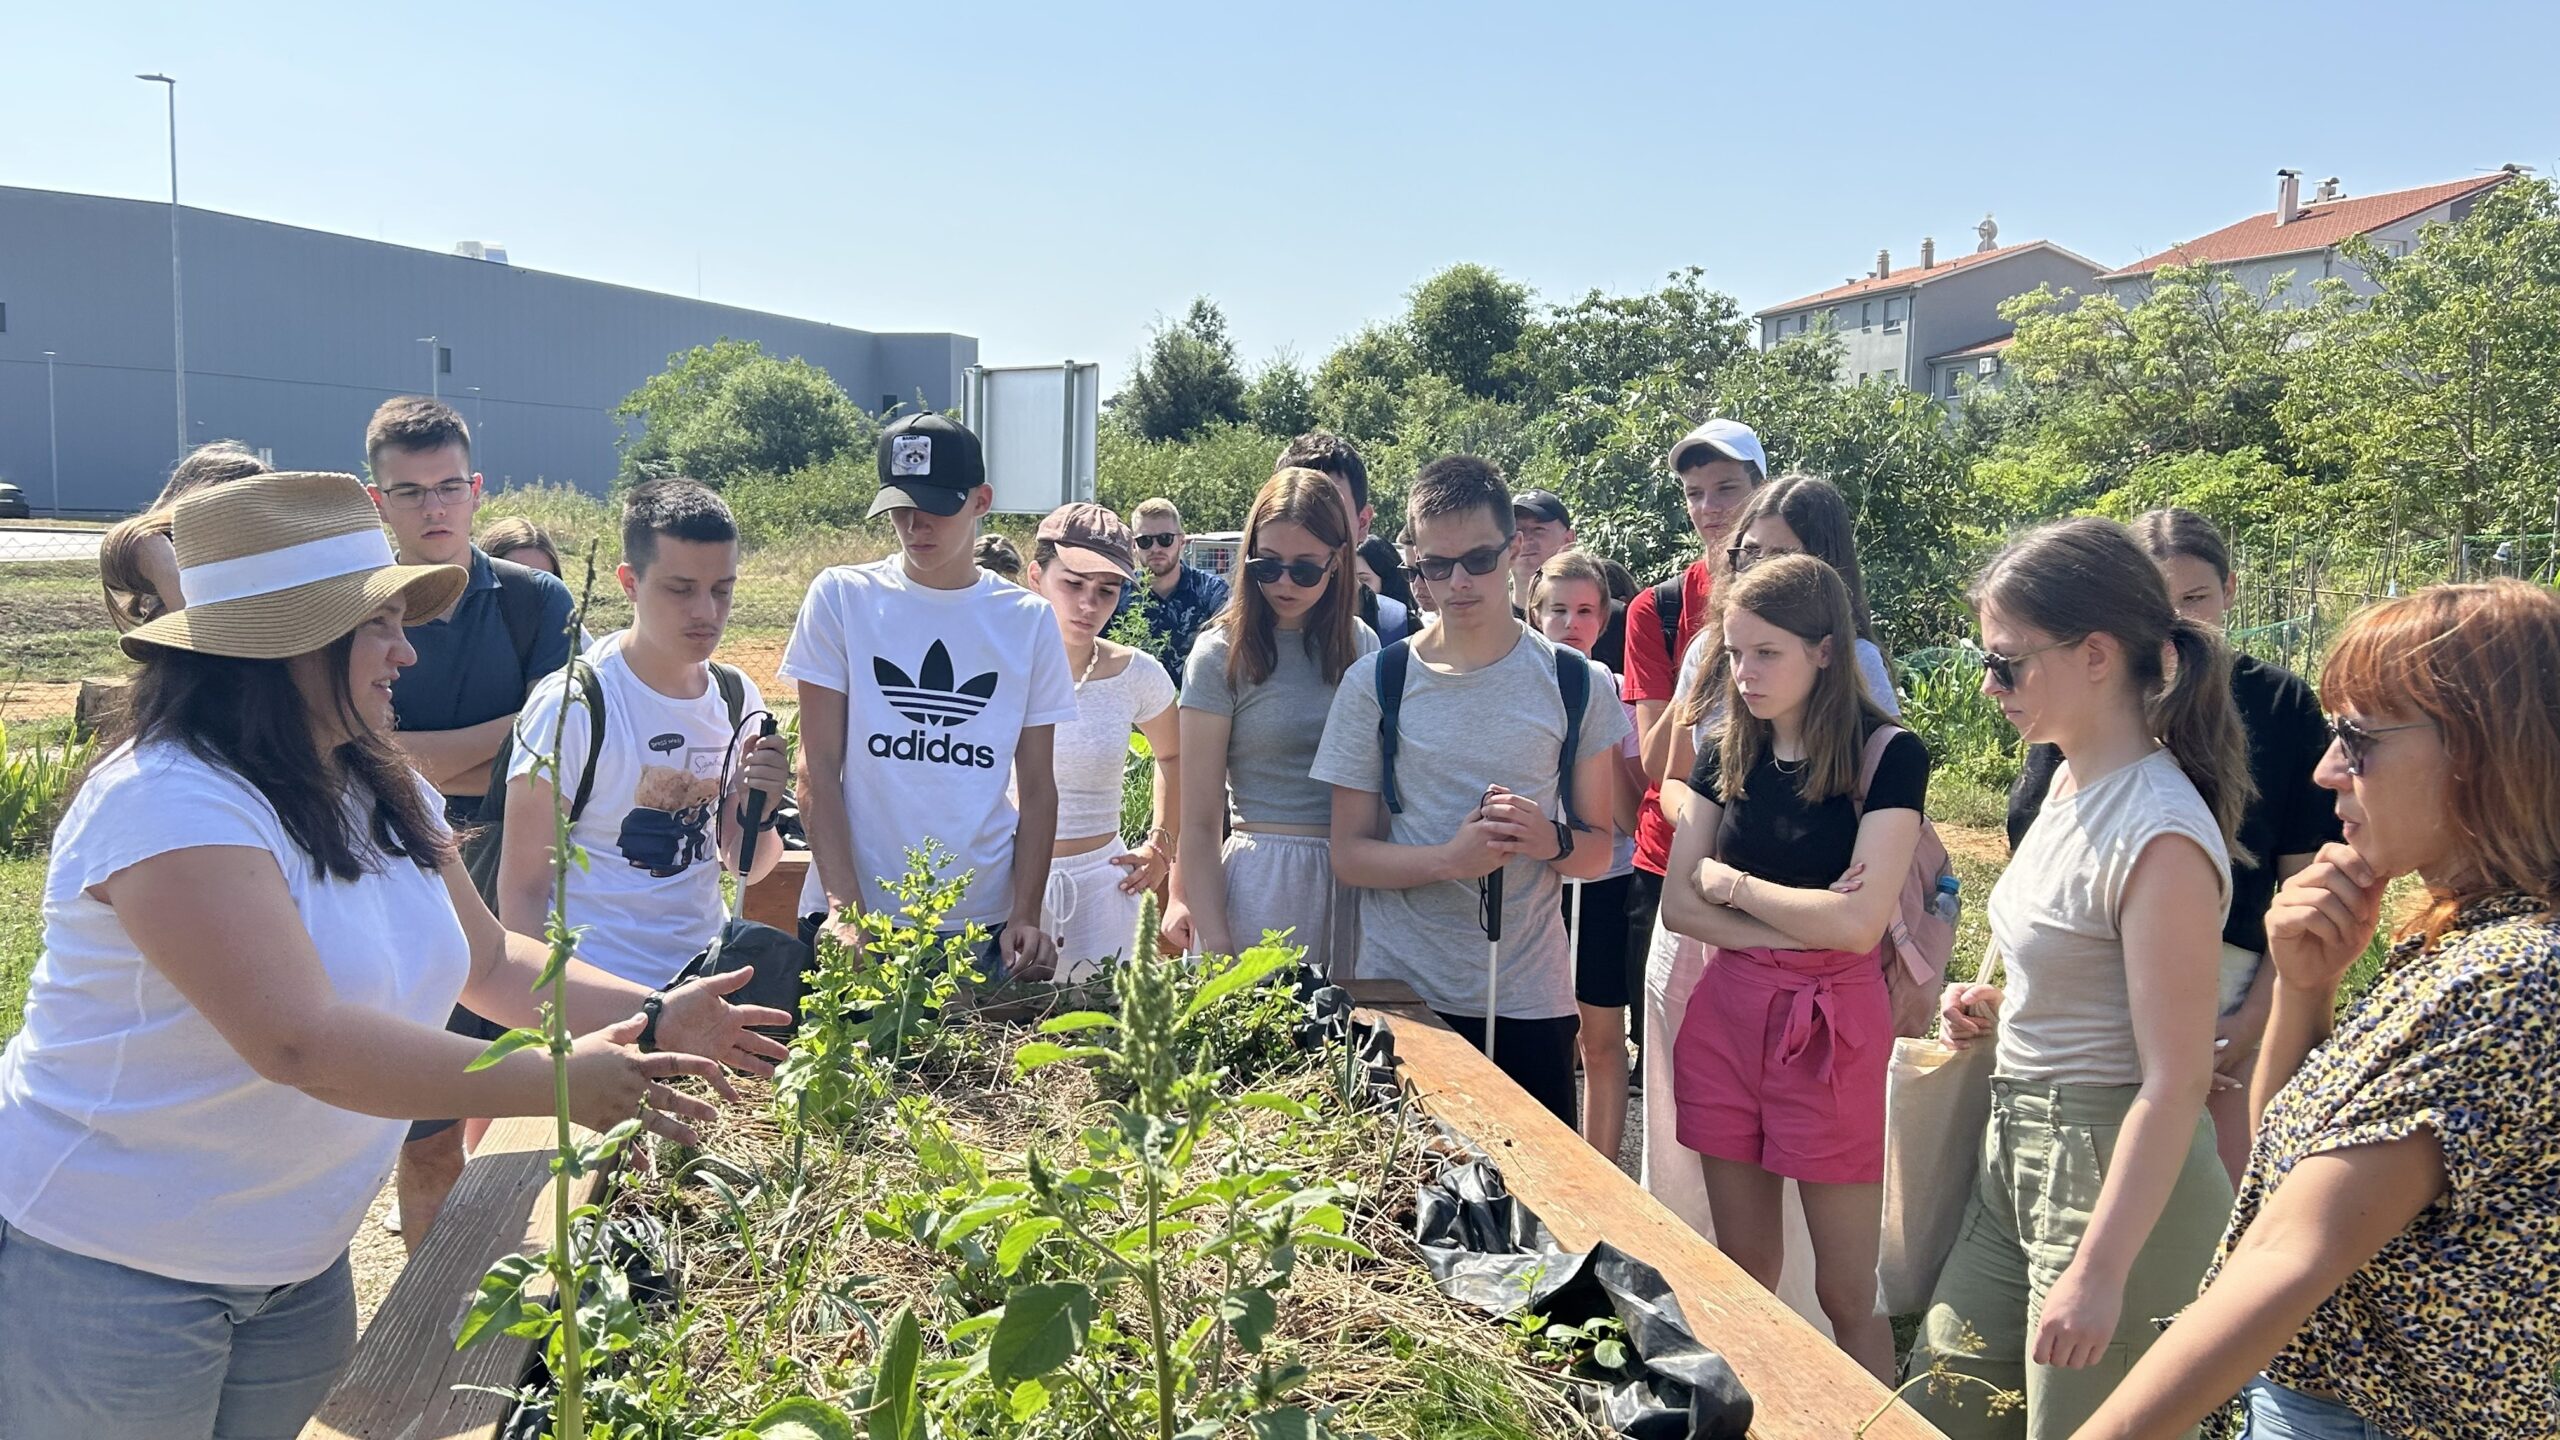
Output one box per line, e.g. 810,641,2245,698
1620,419,1766,1052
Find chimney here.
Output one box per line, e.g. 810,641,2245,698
1876,247,1892,279
2275,168,2302,226
1920,236,1936,269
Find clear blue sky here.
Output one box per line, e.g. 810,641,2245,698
8,1,2553,390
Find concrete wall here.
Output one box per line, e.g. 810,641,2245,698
1906,246,2104,378
0,186,976,515
2099,192,2491,310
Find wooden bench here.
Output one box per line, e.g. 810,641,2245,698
299,1117,607,1440
1351,981,1940,1440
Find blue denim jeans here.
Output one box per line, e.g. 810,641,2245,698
0,1215,357,1439
2236,1377,2386,1440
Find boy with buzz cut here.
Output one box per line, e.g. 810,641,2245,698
498,479,793,988
1313,455,1628,1124
781,414,1077,979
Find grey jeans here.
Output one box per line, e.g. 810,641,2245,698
0,1215,357,1439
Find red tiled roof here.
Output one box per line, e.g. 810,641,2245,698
2104,173,2511,280
1757,241,2080,316
1928,334,2015,363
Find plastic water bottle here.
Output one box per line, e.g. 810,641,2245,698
1933,874,1962,924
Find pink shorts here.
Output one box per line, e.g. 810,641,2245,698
1672,943,1891,1185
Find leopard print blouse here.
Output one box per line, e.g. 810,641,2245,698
2209,891,2558,1440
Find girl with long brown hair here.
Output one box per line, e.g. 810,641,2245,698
2077,580,2560,1440
1163,468,1372,968
98,440,271,629
1915,516,2251,1439
1658,553,1930,1379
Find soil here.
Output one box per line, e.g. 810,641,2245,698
349,1176,408,1331
0,680,82,725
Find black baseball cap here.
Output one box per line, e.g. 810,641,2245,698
1513,489,1571,527
869,413,988,519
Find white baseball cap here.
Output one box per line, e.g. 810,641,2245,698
1666,418,1767,476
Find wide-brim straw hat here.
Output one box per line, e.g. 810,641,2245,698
121,471,468,661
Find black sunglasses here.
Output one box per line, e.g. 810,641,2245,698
2326,713,2433,777
1133,533,1182,550
1245,555,1332,589
1408,543,1510,583
1975,638,2075,692
1725,539,1801,574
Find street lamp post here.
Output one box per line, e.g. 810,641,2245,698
42,351,61,518
466,385,484,439
136,73,185,455
418,335,439,399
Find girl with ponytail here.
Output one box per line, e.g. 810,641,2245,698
1910,517,2248,1440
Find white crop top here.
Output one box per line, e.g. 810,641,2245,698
1049,649,1177,840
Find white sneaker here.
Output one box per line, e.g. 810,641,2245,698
381,1197,403,1235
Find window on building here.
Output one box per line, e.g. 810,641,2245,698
1884,296,1907,330
438,346,453,375
1860,301,1874,329
1877,364,1897,384
0,301,8,332
1944,368,1962,397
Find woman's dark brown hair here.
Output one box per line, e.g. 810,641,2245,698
2320,580,2560,944
1218,467,1362,689
2131,507,2234,585
109,633,454,880
1971,516,2256,854
476,516,563,575
1714,554,1893,805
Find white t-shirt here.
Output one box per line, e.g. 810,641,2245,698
780,559,1079,927
1044,648,1177,841
0,742,470,1286
510,632,768,987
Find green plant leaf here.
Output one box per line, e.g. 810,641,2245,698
986,1280,1094,1386
1234,1090,1318,1121
1179,943,1298,1025
938,1191,1028,1248
454,1252,542,1350
1012,1041,1110,1074
1248,1406,1318,1440
1220,1286,1278,1353
995,1216,1062,1274
1005,1378,1052,1423
465,1026,548,1072
1593,1337,1630,1371
1036,1010,1118,1034
746,1396,857,1440
865,1307,923,1440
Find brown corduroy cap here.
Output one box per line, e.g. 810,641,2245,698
119,471,468,661
1035,502,1137,579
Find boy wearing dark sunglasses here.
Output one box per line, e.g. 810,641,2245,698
1313,456,1629,1124
1128,497,1229,686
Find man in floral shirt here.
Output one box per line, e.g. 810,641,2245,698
1129,497,1229,689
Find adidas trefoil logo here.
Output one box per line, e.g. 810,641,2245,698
869,640,1001,768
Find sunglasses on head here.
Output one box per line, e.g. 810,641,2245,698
1407,543,1509,583
1975,637,2076,692
2326,713,2433,777
1133,533,1182,550
1245,555,1331,589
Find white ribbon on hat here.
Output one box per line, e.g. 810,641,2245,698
179,528,399,609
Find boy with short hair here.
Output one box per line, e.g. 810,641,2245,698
497,479,789,985
1278,430,1410,641
781,414,1077,978
1313,456,1627,1123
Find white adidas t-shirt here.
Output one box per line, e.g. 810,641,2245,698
510,632,768,987
0,742,470,1286
780,559,1078,927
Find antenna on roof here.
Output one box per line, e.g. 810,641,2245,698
2311,176,2343,203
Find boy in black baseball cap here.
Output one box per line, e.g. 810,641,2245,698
779,413,1079,981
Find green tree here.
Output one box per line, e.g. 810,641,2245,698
2278,175,2560,549
1312,323,1420,444
1407,263,1535,401
1243,351,1317,437
614,339,871,486
1523,266,1751,406
1113,298,1249,443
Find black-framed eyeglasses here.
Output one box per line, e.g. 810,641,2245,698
1407,543,1509,583
377,478,474,510
1133,532,1182,550
1245,555,1331,589
1725,540,1800,574
2326,713,2434,777
1976,638,2076,692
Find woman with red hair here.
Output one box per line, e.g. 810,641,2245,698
2073,580,2560,1440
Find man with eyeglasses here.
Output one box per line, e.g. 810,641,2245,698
1129,497,1229,686
363,394,574,1251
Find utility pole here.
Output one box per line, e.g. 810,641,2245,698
42,351,61,517
418,335,439,399
137,73,186,453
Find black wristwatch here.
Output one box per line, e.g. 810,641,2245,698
1551,819,1576,862
636,990,668,1054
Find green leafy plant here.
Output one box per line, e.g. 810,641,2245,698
0,715,90,854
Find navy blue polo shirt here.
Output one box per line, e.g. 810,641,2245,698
392,545,575,817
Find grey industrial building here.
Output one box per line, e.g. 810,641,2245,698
0,185,976,515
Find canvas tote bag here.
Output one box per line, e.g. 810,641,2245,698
1877,949,2003,1315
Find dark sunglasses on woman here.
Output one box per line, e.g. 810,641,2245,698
2325,712,2434,777
1244,556,1331,588
1407,544,1508,583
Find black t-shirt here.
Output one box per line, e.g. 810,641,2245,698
2006,652,2339,954
1690,726,1930,891
1594,602,1628,677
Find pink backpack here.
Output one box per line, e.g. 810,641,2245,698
1854,725,1958,1038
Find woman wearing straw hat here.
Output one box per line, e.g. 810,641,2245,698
0,472,789,1440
